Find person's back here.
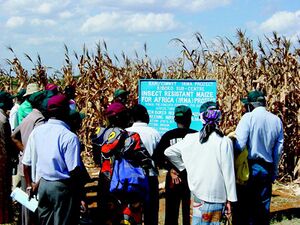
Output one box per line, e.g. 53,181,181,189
234,90,284,225
126,104,161,225
11,91,46,225
153,105,196,225
33,94,83,225
170,131,235,202
92,102,153,225
236,107,283,163
165,101,237,225
34,119,80,180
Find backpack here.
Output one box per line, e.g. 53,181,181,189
109,156,149,200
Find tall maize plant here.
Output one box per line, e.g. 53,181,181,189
1,31,299,179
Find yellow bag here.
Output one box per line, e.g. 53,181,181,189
235,148,249,185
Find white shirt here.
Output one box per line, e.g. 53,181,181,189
22,130,39,182
126,122,161,156
126,122,161,176
9,103,20,131
165,132,237,203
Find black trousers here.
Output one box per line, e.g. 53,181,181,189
144,176,159,225
164,171,191,225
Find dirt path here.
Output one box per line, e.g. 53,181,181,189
85,168,300,224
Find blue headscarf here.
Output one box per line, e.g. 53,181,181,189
199,101,223,143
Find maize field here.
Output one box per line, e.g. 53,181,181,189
0,31,299,180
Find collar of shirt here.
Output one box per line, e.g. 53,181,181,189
252,106,266,113
47,118,71,130
131,122,148,127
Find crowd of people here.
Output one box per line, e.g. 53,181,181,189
0,84,284,225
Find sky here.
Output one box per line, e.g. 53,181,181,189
0,0,299,72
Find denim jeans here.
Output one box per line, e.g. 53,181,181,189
192,197,225,225
233,163,272,225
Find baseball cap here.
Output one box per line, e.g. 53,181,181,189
13,88,26,98
69,109,85,120
45,83,58,91
47,94,69,110
0,91,13,108
199,101,217,113
241,90,265,104
23,83,40,97
174,105,192,117
28,91,45,105
114,89,129,98
105,102,127,117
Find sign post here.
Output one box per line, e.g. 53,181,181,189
139,79,217,135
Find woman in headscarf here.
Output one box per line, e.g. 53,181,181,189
164,101,237,225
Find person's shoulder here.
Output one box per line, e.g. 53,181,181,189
266,110,281,120
19,100,29,108
146,126,161,135
185,132,199,139
160,128,181,139
63,128,79,143
188,128,197,133
221,135,232,143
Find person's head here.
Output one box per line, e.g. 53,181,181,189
199,101,221,125
23,83,40,99
113,89,129,105
45,83,59,95
241,90,266,111
199,101,223,143
174,105,192,128
64,85,76,100
131,104,149,124
47,94,70,121
68,110,85,132
105,102,128,129
28,91,46,111
0,91,14,112
13,88,26,104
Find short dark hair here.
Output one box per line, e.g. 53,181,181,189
174,114,191,125
131,104,149,123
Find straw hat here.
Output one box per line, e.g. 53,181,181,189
23,83,40,97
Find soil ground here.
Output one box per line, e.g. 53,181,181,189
84,168,300,225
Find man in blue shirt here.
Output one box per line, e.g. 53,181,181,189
28,94,83,225
234,90,284,225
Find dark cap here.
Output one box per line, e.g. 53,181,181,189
28,91,45,105
200,101,217,113
114,89,129,98
105,102,127,117
174,105,192,117
47,94,69,111
45,83,58,91
0,91,13,108
241,90,265,104
69,109,85,120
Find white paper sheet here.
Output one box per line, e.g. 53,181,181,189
11,187,38,212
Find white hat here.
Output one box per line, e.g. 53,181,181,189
23,83,40,97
